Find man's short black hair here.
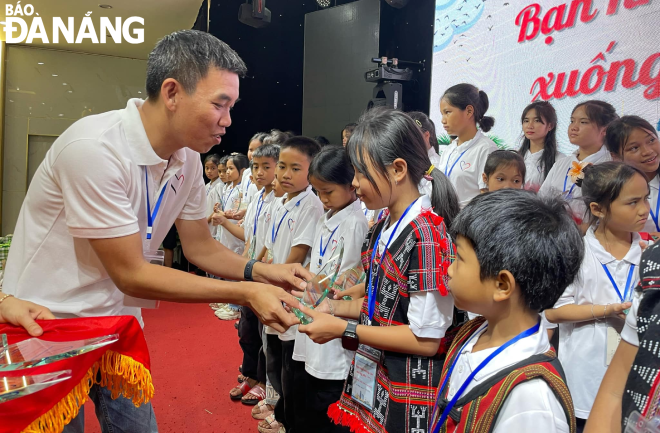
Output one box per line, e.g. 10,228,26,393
281,136,322,162
450,189,584,312
146,30,247,99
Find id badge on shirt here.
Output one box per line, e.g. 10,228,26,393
123,250,164,309
351,344,380,410
606,326,621,366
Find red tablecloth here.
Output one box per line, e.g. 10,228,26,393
0,316,153,433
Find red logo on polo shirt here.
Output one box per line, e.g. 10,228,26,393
170,173,185,194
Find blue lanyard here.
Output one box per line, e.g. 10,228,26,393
253,191,266,236
320,226,339,258
600,263,636,303
270,195,305,244
144,170,168,240
432,321,541,432
563,167,576,197
367,198,419,321
444,148,468,178
649,191,660,232
377,210,385,221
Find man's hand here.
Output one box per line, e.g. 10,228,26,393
0,296,56,336
252,262,313,295
297,303,346,344
245,284,301,333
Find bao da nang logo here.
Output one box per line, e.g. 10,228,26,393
4,2,144,44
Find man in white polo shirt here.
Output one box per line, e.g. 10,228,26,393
0,30,307,432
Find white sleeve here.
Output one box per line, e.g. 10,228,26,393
52,140,139,239
337,217,369,275
544,276,579,330
477,143,497,190
492,379,570,433
178,160,207,220
621,290,643,347
408,291,454,339
291,202,325,248
538,164,561,198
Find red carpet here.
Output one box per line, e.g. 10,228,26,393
84,302,255,432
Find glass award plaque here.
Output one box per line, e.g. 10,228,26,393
0,334,118,372
293,239,345,325
0,370,72,404
334,267,366,300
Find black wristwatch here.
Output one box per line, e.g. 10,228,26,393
244,259,258,282
342,321,359,351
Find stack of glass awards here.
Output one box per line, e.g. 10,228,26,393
0,333,118,403
293,239,345,325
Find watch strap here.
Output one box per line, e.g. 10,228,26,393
244,259,258,282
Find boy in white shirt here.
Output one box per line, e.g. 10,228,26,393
259,137,325,433
430,189,583,433
292,146,369,432
221,144,280,403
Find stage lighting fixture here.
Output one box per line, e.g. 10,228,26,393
316,0,332,7
239,0,272,28
384,0,410,8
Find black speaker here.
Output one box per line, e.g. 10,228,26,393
384,0,411,8
238,3,272,28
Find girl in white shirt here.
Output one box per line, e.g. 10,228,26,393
204,154,222,237
545,161,650,427
437,83,498,208
539,100,619,224
298,108,459,433
605,115,660,235
518,101,566,191
215,153,249,255
292,145,369,433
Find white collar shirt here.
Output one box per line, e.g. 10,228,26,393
444,321,569,433
293,199,369,378
550,226,641,418
3,98,206,326
645,174,660,233
436,131,498,208
538,146,612,218
243,189,275,259
522,149,567,191
263,185,325,341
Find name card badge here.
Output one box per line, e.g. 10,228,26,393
351,345,380,410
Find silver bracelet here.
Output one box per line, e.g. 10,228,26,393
591,304,598,321
603,303,610,320
328,300,335,317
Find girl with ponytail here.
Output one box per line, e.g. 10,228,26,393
297,107,459,433
437,83,498,208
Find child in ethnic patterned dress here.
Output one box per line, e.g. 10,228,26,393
298,107,460,433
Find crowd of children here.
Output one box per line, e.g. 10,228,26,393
199,81,660,433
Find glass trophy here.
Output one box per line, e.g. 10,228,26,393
0,370,72,404
0,333,118,372
234,191,249,212
293,239,345,325
334,267,366,300
247,235,258,260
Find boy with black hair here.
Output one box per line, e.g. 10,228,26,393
430,189,583,433
259,136,324,433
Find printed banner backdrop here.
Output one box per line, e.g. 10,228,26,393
430,0,660,153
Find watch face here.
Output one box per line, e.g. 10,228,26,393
342,334,359,352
